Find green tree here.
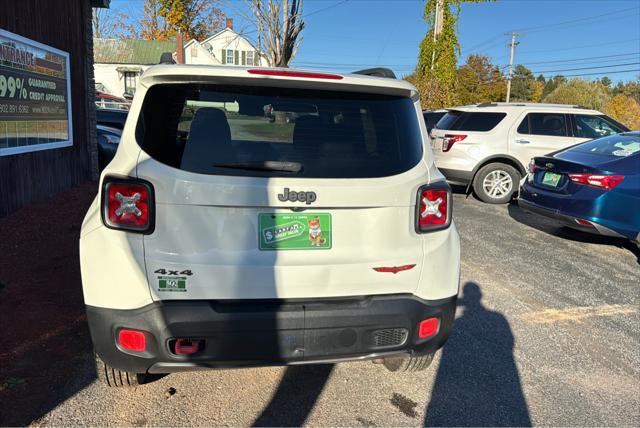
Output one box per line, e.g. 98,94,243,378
600,76,612,88
603,94,640,129
542,75,567,99
510,64,534,101
612,78,640,104
455,54,505,104
543,79,611,110
415,0,490,107
136,0,224,41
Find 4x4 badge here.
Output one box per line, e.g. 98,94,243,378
278,188,317,205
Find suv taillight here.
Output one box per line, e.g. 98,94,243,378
416,183,452,233
568,173,624,190
101,177,155,233
442,134,466,152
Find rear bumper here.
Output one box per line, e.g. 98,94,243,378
517,198,626,238
87,294,457,374
438,168,473,185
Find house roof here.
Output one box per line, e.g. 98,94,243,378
94,38,176,65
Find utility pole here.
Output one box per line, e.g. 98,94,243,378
505,32,520,103
430,0,444,70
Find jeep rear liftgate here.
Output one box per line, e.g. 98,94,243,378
135,82,430,300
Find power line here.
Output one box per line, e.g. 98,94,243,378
530,61,640,74
511,52,640,67
305,0,350,18
541,69,640,78
510,5,640,33
516,39,640,56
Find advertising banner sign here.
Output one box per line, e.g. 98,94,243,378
0,29,72,156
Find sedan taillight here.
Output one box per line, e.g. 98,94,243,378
416,184,452,233
568,173,624,190
442,134,466,152
102,177,155,233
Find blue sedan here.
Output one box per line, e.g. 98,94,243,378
518,131,640,243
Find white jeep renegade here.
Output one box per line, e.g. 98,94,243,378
80,65,460,387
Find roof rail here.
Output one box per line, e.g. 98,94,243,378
477,102,498,107
353,67,396,79
573,105,589,109
159,52,176,64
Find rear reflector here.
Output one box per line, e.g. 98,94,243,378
568,173,624,190
174,339,202,355
102,177,154,233
417,186,451,233
373,264,416,274
118,329,146,352
247,69,343,80
442,134,466,152
575,218,594,227
418,318,439,339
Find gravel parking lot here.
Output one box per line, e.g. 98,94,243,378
2,187,638,426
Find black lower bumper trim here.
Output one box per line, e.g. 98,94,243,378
87,294,457,374
438,168,472,185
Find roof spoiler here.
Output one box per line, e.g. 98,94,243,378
353,67,396,79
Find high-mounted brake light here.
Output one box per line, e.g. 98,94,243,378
247,69,343,80
442,134,466,152
102,177,155,233
568,173,624,190
416,185,451,233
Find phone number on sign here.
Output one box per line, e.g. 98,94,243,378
0,103,30,114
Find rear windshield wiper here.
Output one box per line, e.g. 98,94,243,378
213,161,303,173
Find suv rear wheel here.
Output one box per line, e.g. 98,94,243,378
473,162,520,204
95,353,147,387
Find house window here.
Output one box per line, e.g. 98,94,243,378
124,72,137,96
191,46,198,57
226,49,234,65
246,51,254,66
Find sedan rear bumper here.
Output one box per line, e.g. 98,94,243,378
517,198,625,238
87,294,456,374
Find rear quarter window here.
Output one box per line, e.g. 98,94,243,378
136,84,423,178
435,111,506,132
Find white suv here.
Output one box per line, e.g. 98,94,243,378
80,65,460,386
430,103,628,203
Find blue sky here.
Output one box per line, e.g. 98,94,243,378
110,0,640,82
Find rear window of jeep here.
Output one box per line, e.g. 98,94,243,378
136,84,423,178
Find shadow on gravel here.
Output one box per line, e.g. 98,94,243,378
424,282,531,427
252,364,334,427
508,202,640,265
0,183,98,425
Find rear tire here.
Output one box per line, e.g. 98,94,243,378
473,162,520,204
383,352,435,372
95,353,146,387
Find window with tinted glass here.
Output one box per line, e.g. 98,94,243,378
435,111,506,131
517,113,568,137
572,114,627,139
137,84,423,178
423,111,446,131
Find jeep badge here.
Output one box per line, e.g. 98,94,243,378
278,188,317,205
